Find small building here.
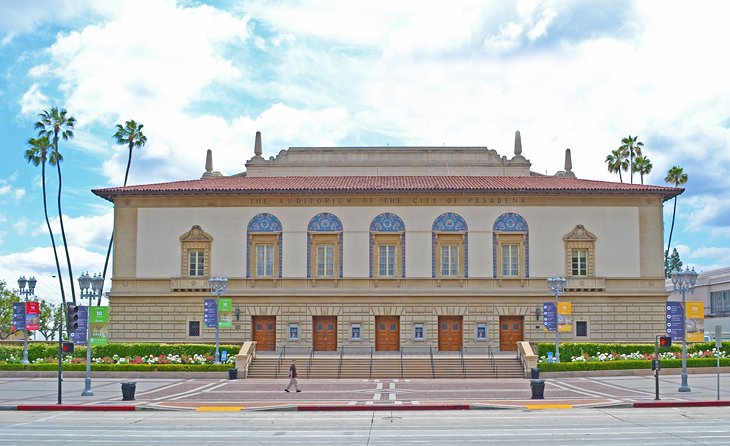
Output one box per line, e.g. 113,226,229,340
93,131,681,352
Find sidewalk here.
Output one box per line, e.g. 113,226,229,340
0,373,727,411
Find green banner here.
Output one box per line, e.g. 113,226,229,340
89,306,109,345
218,298,232,312
218,299,233,328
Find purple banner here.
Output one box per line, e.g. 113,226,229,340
203,298,218,328
666,302,684,342
71,306,89,345
12,302,25,331
543,302,557,332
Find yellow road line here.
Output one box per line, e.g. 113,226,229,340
196,406,244,412
525,404,572,410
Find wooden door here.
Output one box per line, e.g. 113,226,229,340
438,316,463,351
375,316,400,351
313,316,337,351
252,316,276,351
499,316,523,351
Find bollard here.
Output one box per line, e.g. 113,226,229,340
530,379,545,399
121,382,137,401
530,368,541,379
228,368,238,380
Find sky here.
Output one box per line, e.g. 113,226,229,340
1,0,729,305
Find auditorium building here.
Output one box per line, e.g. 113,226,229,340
93,131,681,353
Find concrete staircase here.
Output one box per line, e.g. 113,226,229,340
247,353,524,379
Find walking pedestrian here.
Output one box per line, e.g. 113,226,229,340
284,360,301,392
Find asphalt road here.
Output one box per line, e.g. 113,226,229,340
2,407,730,445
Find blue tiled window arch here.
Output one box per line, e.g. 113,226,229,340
246,213,283,278
492,212,529,278
307,212,343,278
369,213,406,278
432,212,468,278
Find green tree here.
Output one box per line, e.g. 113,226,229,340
619,135,644,184
632,155,653,185
35,107,77,304
664,248,683,278
24,135,68,307
99,120,148,305
0,280,21,340
37,299,61,340
605,149,629,183
664,165,688,266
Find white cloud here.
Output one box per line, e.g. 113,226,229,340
19,83,48,116
13,217,31,236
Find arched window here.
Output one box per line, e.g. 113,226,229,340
432,213,468,278
493,213,529,278
247,213,283,278
369,213,406,278
307,213,343,278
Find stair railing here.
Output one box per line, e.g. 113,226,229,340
275,345,286,379
337,345,345,379
429,346,435,379
400,348,404,380
369,346,374,380
488,345,497,378
306,347,314,379
459,346,466,378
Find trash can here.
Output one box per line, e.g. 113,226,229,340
530,368,540,379
228,368,238,380
530,379,545,399
121,382,137,401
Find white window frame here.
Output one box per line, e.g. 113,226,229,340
571,248,588,276
351,323,361,341
440,245,459,276
188,250,205,277
288,323,300,341
256,244,275,277
476,323,487,341
501,244,519,277
413,323,425,341
378,244,397,277
316,244,335,277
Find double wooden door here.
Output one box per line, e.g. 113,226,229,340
375,316,400,351
438,316,463,351
313,316,337,351
252,316,276,351
499,316,524,351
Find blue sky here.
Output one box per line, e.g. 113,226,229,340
1,0,729,304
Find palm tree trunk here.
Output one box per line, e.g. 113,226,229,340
54,134,76,304
665,196,678,265
42,162,67,307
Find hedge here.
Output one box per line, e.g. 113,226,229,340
0,342,242,363
536,342,730,359
0,363,231,372
538,358,730,372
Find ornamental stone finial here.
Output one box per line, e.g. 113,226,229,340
254,131,262,157
205,149,213,173
565,148,573,173
514,130,522,156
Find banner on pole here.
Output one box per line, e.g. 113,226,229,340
557,301,572,333
218,298,233,328
666,302,685,342
12,302,25,331
542,302,556,332
685,301,705,343
89,306,109,346
25,302,40,330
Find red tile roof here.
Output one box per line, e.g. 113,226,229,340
92,175,683,202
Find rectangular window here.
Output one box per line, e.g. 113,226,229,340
502,244,519,276
576,321,588,337
188,250,205,277
351,324,361,340
413,323,425,341
316,244,334,277
256,244,274,277
379,244,397,277
288,324,299,341
188,320,201,337
711,291,730,316
571,249,588,276
441,245,459,276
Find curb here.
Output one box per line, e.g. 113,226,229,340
14,405,138,411
633,401,730,408
297,404,471,411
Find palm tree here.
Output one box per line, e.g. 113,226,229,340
664,165,688,267
35,107,77,304
605,149,629,183
99,120,147,305
24,136,68,307
632,155,653,185
619,135,644,184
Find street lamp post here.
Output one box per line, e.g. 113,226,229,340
208,276,228,365
17,275,37,365
547,275,567,363
78,272,103,396
671,266,698,393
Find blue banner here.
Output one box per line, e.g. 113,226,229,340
203,298,218,328
12,302,25,331
666,302,684,342
543,302,557,332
